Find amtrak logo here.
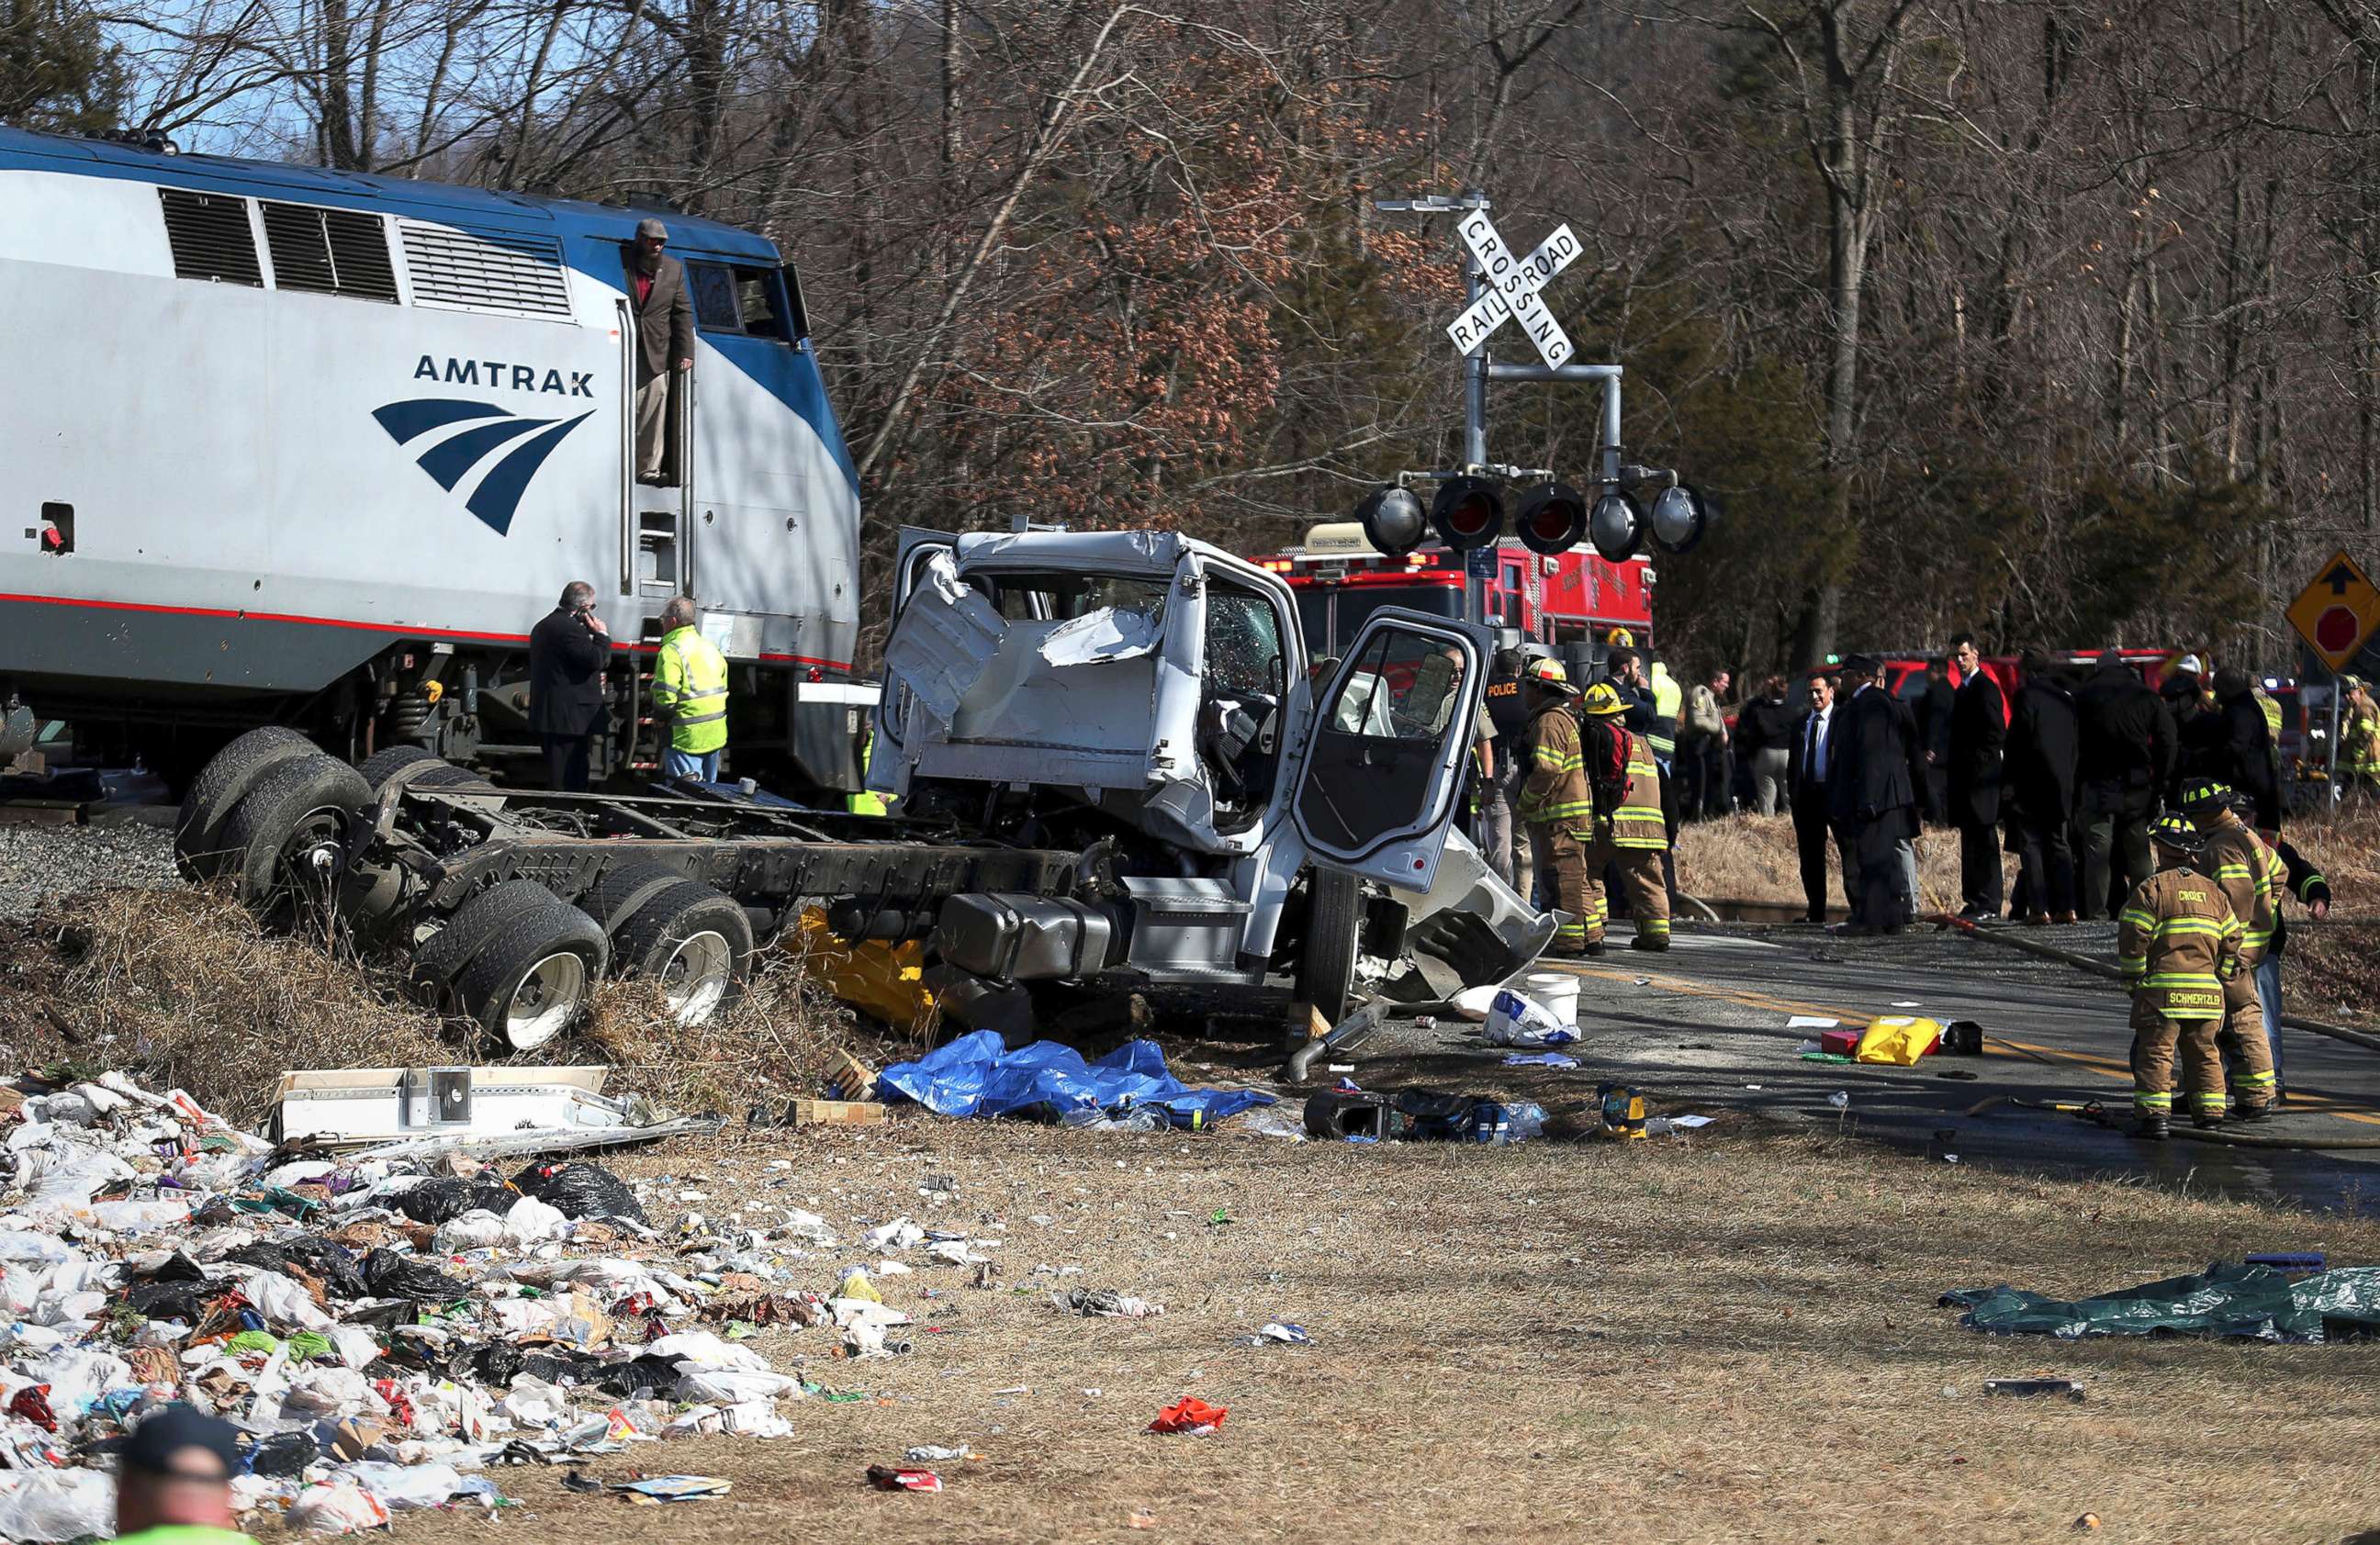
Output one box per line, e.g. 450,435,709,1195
373,397,593,535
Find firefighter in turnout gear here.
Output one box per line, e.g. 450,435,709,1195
2117,813,2244,1139
1581,681,1672,951
1516,658,1600,956
2176,778,2281,1117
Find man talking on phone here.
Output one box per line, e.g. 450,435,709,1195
529,580,612,791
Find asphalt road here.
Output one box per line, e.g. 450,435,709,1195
1369,918,2380,1215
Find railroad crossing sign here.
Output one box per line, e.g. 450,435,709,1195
2285,548,2380,672
1444,211,1581,368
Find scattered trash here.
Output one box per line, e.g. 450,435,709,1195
2073,1513,2101,1530
1827,1092,1850,1110
1241,1322,1309,1346
287,1479,396,1533
866,1465,943,1492
1817,1027,1864,1058
1598,1084,1646,1140
1938,1020,1984,1055
1051,1289,1163,1318
1482,989,1576,1048
1304,1086,1544,1144
1207,1207,1232,1228
1451,985,1500,1021
272,1066,640,1148
904,1444,977,1463
1942,1261,2380,1341
1983,1379,2084,1400
1786,1015,1839,1030
878,1031,1273,1126
1129,1508,1160,1528
1502,1053,1580,1069
1147,1397,1228,1435
610,1475,734,1503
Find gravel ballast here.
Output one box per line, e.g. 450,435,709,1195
0,819,178,920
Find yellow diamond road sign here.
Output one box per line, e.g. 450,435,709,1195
2287,549,2380,672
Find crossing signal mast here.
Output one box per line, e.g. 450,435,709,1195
1361,191,1710,618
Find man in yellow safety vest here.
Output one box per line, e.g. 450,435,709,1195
651,595,728,784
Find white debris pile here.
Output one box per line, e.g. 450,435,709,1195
0,1070,1002,1537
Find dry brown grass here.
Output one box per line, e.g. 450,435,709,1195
361,1119,2380,1545
0,886,859,1125
1676,812,1988,915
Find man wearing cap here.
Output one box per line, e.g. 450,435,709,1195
115,1404,256,1545
627,218,695,486
2117,813,2244,1138
1579,681,1671,949
1513,658,1599,955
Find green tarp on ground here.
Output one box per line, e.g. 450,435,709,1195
1941,1262,2380,1343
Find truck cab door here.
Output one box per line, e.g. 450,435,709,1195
1285,610,1490,892
870,527,966,789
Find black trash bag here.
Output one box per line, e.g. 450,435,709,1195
223,1235,366,1302
396,1176,515,1226
590,1354,682,1398
244,1431,320,1477
510,1162,646,1225
118,1278,214,1323
462,1341,526,1386
361,1248,468,1303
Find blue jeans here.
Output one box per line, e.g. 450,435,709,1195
2255,955,2284,1090
665,747,720,783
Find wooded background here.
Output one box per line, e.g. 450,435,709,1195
11,0,2380,676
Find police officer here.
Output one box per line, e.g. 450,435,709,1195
1580,681,1672,951
1479,647,1530,888
2117,812,2244,1138
1515,658,1599,955
651,595,728,783
2176,778,2280,1119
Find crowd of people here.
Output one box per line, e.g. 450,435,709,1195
1476,633,2352,1136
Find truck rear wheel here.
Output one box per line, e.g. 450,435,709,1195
174,726,316,879
213,753,374,923
611,879,752,1026
452,891,608,1049
410,879,554,995
1296,868,1363,1028
355,745,442,798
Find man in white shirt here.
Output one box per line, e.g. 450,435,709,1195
1786,672,1846,923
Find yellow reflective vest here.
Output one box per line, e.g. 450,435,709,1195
652,625,728,754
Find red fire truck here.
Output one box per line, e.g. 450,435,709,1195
1254,522,1656,658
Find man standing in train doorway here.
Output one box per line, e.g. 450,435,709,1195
629,218,695,485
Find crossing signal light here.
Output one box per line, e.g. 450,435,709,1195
1589,487,1645,563
1431,476,1504,551
1514,482,1589,556
1353,486,1428,557
1648,483,1711,555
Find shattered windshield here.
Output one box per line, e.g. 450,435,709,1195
971,571,1170,623
1204,588,1284,697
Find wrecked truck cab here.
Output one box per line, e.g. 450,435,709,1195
870,527,1556,1022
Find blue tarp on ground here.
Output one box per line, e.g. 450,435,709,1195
876,1031,1275,1126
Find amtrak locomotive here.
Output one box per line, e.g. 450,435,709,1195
0,128,863,790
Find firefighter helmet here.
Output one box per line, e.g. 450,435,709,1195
2176,778,2233,812
1523,657,1579,697
1580,682,1629,718
2150,812,2206,854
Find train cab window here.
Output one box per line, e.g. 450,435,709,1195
689,262,795,341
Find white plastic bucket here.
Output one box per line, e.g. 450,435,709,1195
1521,971,1581,1028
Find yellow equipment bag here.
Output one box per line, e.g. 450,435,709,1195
791,910,936,1033
1854,1014,1942,1067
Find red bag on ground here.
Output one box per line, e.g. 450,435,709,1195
1148,1397,1228,1436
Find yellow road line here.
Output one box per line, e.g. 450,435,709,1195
1547,958,2380,1126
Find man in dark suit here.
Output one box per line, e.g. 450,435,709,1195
2075,649,2176,917
528,581,612,791
1828,655,1920,934
1946,632,2005,919
1786,670,1850,923
1914,658,1954,825
2003,648,2082,924
628,218,696,485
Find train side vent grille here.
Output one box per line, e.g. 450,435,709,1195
399,220,571,319
158,188,263,285
261,201,399,301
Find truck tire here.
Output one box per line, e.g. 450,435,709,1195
410,879,556,994
174,727,315,880
455,898,609,1049
213,753,374,921
411,764,500,794
583,860,691,935
1296,868,1364,1029
611,879,753,1026
355,745,442,798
